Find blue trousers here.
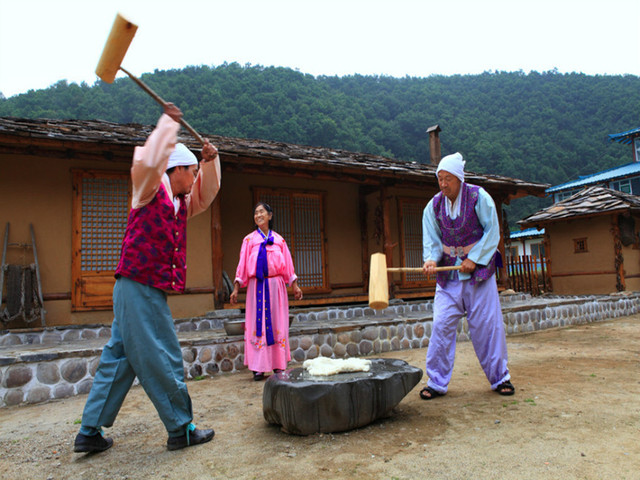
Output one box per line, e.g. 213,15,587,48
426,275,510,393
80,277,192,437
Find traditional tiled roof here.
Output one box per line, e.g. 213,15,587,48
0,116,549,199
518,186,640,228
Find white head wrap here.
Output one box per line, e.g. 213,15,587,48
436,152,465,183
167,143,197,170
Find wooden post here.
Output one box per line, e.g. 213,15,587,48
211,194,224,308
380,187,397,297
611,214,626,292
359,187,370,293
543,228,553,292
495,199,508,289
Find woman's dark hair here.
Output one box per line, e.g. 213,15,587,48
254,201,274,230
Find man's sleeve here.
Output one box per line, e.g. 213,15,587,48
422,199,443,263
130,114,180,209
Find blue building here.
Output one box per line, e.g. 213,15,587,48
546,127,640,202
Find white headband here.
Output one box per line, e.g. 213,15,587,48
436,152,465,182
167,143,197,170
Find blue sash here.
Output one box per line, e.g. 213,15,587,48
256,230,275,346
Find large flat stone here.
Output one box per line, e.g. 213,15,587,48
263,358,422,435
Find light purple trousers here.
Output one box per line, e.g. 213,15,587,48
426,274,510,393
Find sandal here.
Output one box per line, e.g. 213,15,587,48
253,372,265,381
495,380,515,396
419,386,445,400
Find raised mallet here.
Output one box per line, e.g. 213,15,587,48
95,13,205,145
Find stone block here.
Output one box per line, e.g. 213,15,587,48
220,358,234,372
4,365,33,388
198,347,213,363
299,336,313,350
263,358,423,435
359,340,373,355
333,343,346,358
292,348,306,362
182,347,197,363
27,386,51,404
54,384,74,399
320,345,333,357
189,364,203,378
234,356,246,371
227,343,240,358
350,330,362,343
98,328,112,338
362,327,378,341
205,363,220,375
81,330,97,340
306,345,319,360
346,343,359,357
0,335,22,346
60,359,87,383
76,378,93,395
4,389,24,406
36,363,60,385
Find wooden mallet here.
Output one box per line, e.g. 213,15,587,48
368,252,462,310
95,13,205,145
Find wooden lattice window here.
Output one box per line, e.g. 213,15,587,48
72,170,130,311
573,237,588,254
254,188,328,291
398,197,433,287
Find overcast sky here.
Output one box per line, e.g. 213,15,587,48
1,0,639,98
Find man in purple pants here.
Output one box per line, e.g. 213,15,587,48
420,152,515,400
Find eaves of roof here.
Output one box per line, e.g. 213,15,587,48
518,186,640,228
0,116,549,198
609,127,640,145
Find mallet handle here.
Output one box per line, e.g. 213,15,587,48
119,67,205,145
387,266,462,273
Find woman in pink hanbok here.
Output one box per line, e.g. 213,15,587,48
230,202,303,380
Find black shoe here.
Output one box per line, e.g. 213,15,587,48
74,432,114,453
253,371,265,381
167,426,215,451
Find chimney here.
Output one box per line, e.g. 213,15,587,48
427,124,442,165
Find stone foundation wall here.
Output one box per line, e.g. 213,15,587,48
2,293,639,408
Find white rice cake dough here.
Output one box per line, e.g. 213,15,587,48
302,357,372,376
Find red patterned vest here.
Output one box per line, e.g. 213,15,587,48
115,183,188,292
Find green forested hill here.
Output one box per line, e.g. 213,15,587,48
2,63,640,225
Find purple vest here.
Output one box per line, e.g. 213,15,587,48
115,183,188,292
434,183,498,287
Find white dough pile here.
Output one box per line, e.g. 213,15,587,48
302,357,372,376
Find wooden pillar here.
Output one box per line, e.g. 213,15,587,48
611,214,626,292
543,228,553,292
211,193,224,308
359,187,370,293
495,197,508,289
380,186,397,297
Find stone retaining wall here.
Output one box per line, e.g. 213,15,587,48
2,293,639,407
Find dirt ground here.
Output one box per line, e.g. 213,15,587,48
1,315,639,480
